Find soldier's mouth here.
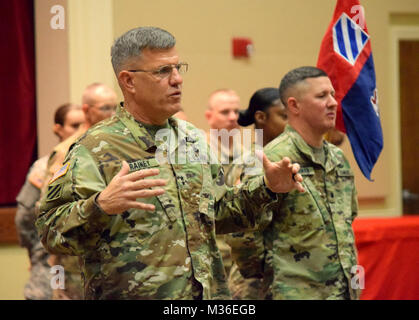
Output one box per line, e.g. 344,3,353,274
169,91,182,98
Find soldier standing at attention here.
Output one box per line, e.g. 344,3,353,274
204,88,244,278
36,26,304,300
234,66,360,299
15,103,84,300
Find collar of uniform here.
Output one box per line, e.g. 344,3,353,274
116,102,158,152
285,124,339,172
116,103,199,156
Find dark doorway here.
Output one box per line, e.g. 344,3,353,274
399,40,419,214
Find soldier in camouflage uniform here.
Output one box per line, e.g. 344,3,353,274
39,83,117,300
16,156,51,300
36,26,304,300
226,87,288,300
205,89,245,278
231,67,360,299
15,103,84,300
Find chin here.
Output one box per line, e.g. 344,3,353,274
327,120,336,128
170,103,182,113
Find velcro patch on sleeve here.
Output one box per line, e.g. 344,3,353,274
28,170,45,189
46,184,63,202
49,163,70,184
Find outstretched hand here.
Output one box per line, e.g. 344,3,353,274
260,152,305,194
97,161,167,214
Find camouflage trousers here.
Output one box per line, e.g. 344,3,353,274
228,262,268,300
49,254,83,300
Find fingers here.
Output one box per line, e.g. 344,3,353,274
291,163,300,174
131,178,167,190
127,188,166,200
295,181,305,193
261,152,271,170
290,162,304,192
293,173,303,183
125,168,161,181
129,201,156,212
115,161,130,178
280,157,291,167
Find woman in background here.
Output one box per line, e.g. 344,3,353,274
226,87,287,300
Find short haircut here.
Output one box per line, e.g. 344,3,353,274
279,66,328,106
54,103,80,126
82,82,106,105
111,26,176,75
207,89,238,110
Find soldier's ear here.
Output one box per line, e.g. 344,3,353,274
287,97,299,116
53,123,62,138
118,71,135,94
204,109,212,122
254,110,266,126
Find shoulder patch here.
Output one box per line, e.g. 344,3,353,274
46,184,63,202
28,170,44,189
49,162,70,184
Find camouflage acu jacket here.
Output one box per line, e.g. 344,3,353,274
15,155,52,300
231,125,360,300
39,126,88,300
36,104,276,300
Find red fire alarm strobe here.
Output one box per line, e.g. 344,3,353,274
232,37,254,58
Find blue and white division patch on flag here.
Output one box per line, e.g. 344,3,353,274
333,13,369,65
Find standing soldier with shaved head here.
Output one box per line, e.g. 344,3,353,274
204,88,244,279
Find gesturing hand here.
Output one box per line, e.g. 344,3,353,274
97,161,167,214
260,152,305,194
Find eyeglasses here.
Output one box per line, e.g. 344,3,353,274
128,63,188,79
91,104,117,113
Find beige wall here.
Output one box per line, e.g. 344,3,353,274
35,0,70,157
67,0,115,104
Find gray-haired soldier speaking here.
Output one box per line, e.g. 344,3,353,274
36,27,304,300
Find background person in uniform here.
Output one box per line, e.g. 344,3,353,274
44,83,118,185
36,26,304,300
234,66,360,299
204,88,244,278
15,103,84,300
39,82,117,300
226,87,288,300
